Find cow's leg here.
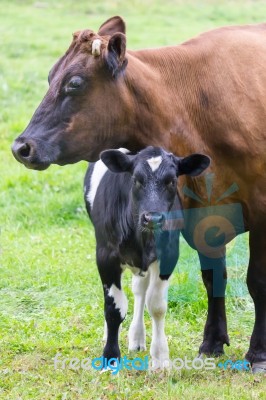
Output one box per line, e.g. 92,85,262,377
146,262,169,367
128,273,150,351
246,218,266,372
198,250,230,356
97,246,127,361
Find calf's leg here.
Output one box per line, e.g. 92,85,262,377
97,246,127,361
128,273,150,351
103,320,122,343
146,262,169,367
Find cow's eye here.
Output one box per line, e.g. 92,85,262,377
69,77,83,88
65,76,85,94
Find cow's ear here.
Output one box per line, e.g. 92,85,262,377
176,154,211,176
100,149,132,173
98,16,126,36
105,33,127,78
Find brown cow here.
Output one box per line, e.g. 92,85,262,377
12,16,266,372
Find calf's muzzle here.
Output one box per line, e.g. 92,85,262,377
141,212,165,230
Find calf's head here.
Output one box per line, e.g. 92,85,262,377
12,16,134,170
100,146,210,232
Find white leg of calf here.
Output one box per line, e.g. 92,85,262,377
145,262,169,368
128,273,150,351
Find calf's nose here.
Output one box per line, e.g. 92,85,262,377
142,212,165,228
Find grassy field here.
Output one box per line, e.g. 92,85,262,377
1,0,266,399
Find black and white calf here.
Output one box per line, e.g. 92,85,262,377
84,146,210,366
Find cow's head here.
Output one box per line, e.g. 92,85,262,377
100,146,211,232
12,16,137,170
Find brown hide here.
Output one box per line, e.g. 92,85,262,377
12,19,266,227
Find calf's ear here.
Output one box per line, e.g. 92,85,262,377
100,149,133,173
105,33,127,77
177,154,211,176
98,16,126,36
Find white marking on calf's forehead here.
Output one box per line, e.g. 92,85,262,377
92,39,102,56
117,148,130,154
108,284,128,319
147,156,163,172
87,148,130,210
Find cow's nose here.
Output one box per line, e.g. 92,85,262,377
142,212,165,228
11,140,33,163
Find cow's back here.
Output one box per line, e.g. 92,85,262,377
131,24,266,174
182,24,266,156
164,23,266,192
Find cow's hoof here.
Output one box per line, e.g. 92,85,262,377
199,345,224,357
252,361,266,373
199,338,229,357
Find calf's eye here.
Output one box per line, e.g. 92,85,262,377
133,178,143,189
165,179,176,188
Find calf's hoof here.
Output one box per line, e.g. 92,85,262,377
128,326,146,351
128,338,146,351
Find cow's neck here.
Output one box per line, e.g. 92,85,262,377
124,47,207,157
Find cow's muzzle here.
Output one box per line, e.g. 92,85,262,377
11,138,50,170
141,212,165,230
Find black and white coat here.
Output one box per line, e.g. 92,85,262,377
84,146,210,366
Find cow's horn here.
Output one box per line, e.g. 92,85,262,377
92,39,102,56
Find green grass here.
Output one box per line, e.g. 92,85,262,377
1,0,266,398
